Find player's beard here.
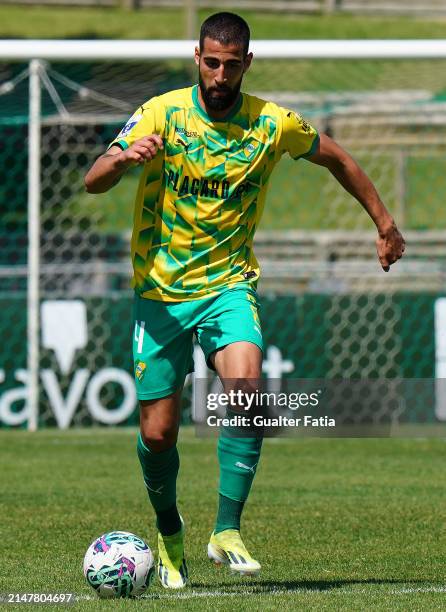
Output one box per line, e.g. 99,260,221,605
199,73,242,111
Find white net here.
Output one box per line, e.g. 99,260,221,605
0,43,445,428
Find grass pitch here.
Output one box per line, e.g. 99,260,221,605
2,7,446,40
0,428,445,611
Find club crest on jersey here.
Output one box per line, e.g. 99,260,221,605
243,140,259,160
135,360,147,381
119,113,142,137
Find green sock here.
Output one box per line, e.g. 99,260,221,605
214,434,263,534
215,494,245,533
136,433,181,536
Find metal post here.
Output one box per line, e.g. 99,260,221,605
396,149,406,229
121,0,140,9
324,0,337,13
27,59,41,432
185,0,197,40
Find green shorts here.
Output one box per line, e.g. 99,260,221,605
132,285,263,400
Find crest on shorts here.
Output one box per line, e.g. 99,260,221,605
135,360,147,381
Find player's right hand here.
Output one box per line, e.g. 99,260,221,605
118,135,164,165
375,222,405,272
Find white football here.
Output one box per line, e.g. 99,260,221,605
83,531,154,598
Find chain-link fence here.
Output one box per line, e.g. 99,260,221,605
1,43,446,428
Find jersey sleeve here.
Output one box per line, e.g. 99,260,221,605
108,97,166,150
276,107,319,160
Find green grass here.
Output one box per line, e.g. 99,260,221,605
1,6,446,40
1,427,445,610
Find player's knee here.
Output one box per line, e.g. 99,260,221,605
140,427,178,452
222,376,260,412
232,372,261,392
242,364,262,380
221,365,261,384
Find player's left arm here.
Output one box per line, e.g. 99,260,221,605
306,133,405,272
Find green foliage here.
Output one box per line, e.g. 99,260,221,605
1,6,446,40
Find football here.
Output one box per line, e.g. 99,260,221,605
83,531,154,598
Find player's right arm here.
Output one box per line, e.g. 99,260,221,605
84,135,163,194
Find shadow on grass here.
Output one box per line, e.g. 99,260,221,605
189,577,436,592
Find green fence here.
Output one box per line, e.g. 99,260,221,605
2,55,446,429
0,292,442,428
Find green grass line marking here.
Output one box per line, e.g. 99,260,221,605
76,584,446,600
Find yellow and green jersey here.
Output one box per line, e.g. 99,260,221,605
110,85,319,302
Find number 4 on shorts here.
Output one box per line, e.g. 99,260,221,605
134,320,146,354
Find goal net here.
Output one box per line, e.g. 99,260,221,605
1,40,445,429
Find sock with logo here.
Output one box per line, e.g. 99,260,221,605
136,433,182,536
214,433,263,534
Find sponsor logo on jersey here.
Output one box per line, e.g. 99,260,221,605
175,126,199,138
167,170,251,200
287,111,312,135
176,137,193,154
119,113,142,137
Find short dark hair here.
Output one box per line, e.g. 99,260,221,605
199,12,250,56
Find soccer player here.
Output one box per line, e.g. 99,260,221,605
84,12,405,589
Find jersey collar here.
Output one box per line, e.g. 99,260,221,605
192,84,243,123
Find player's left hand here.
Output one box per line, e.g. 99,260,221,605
375,222,405,272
